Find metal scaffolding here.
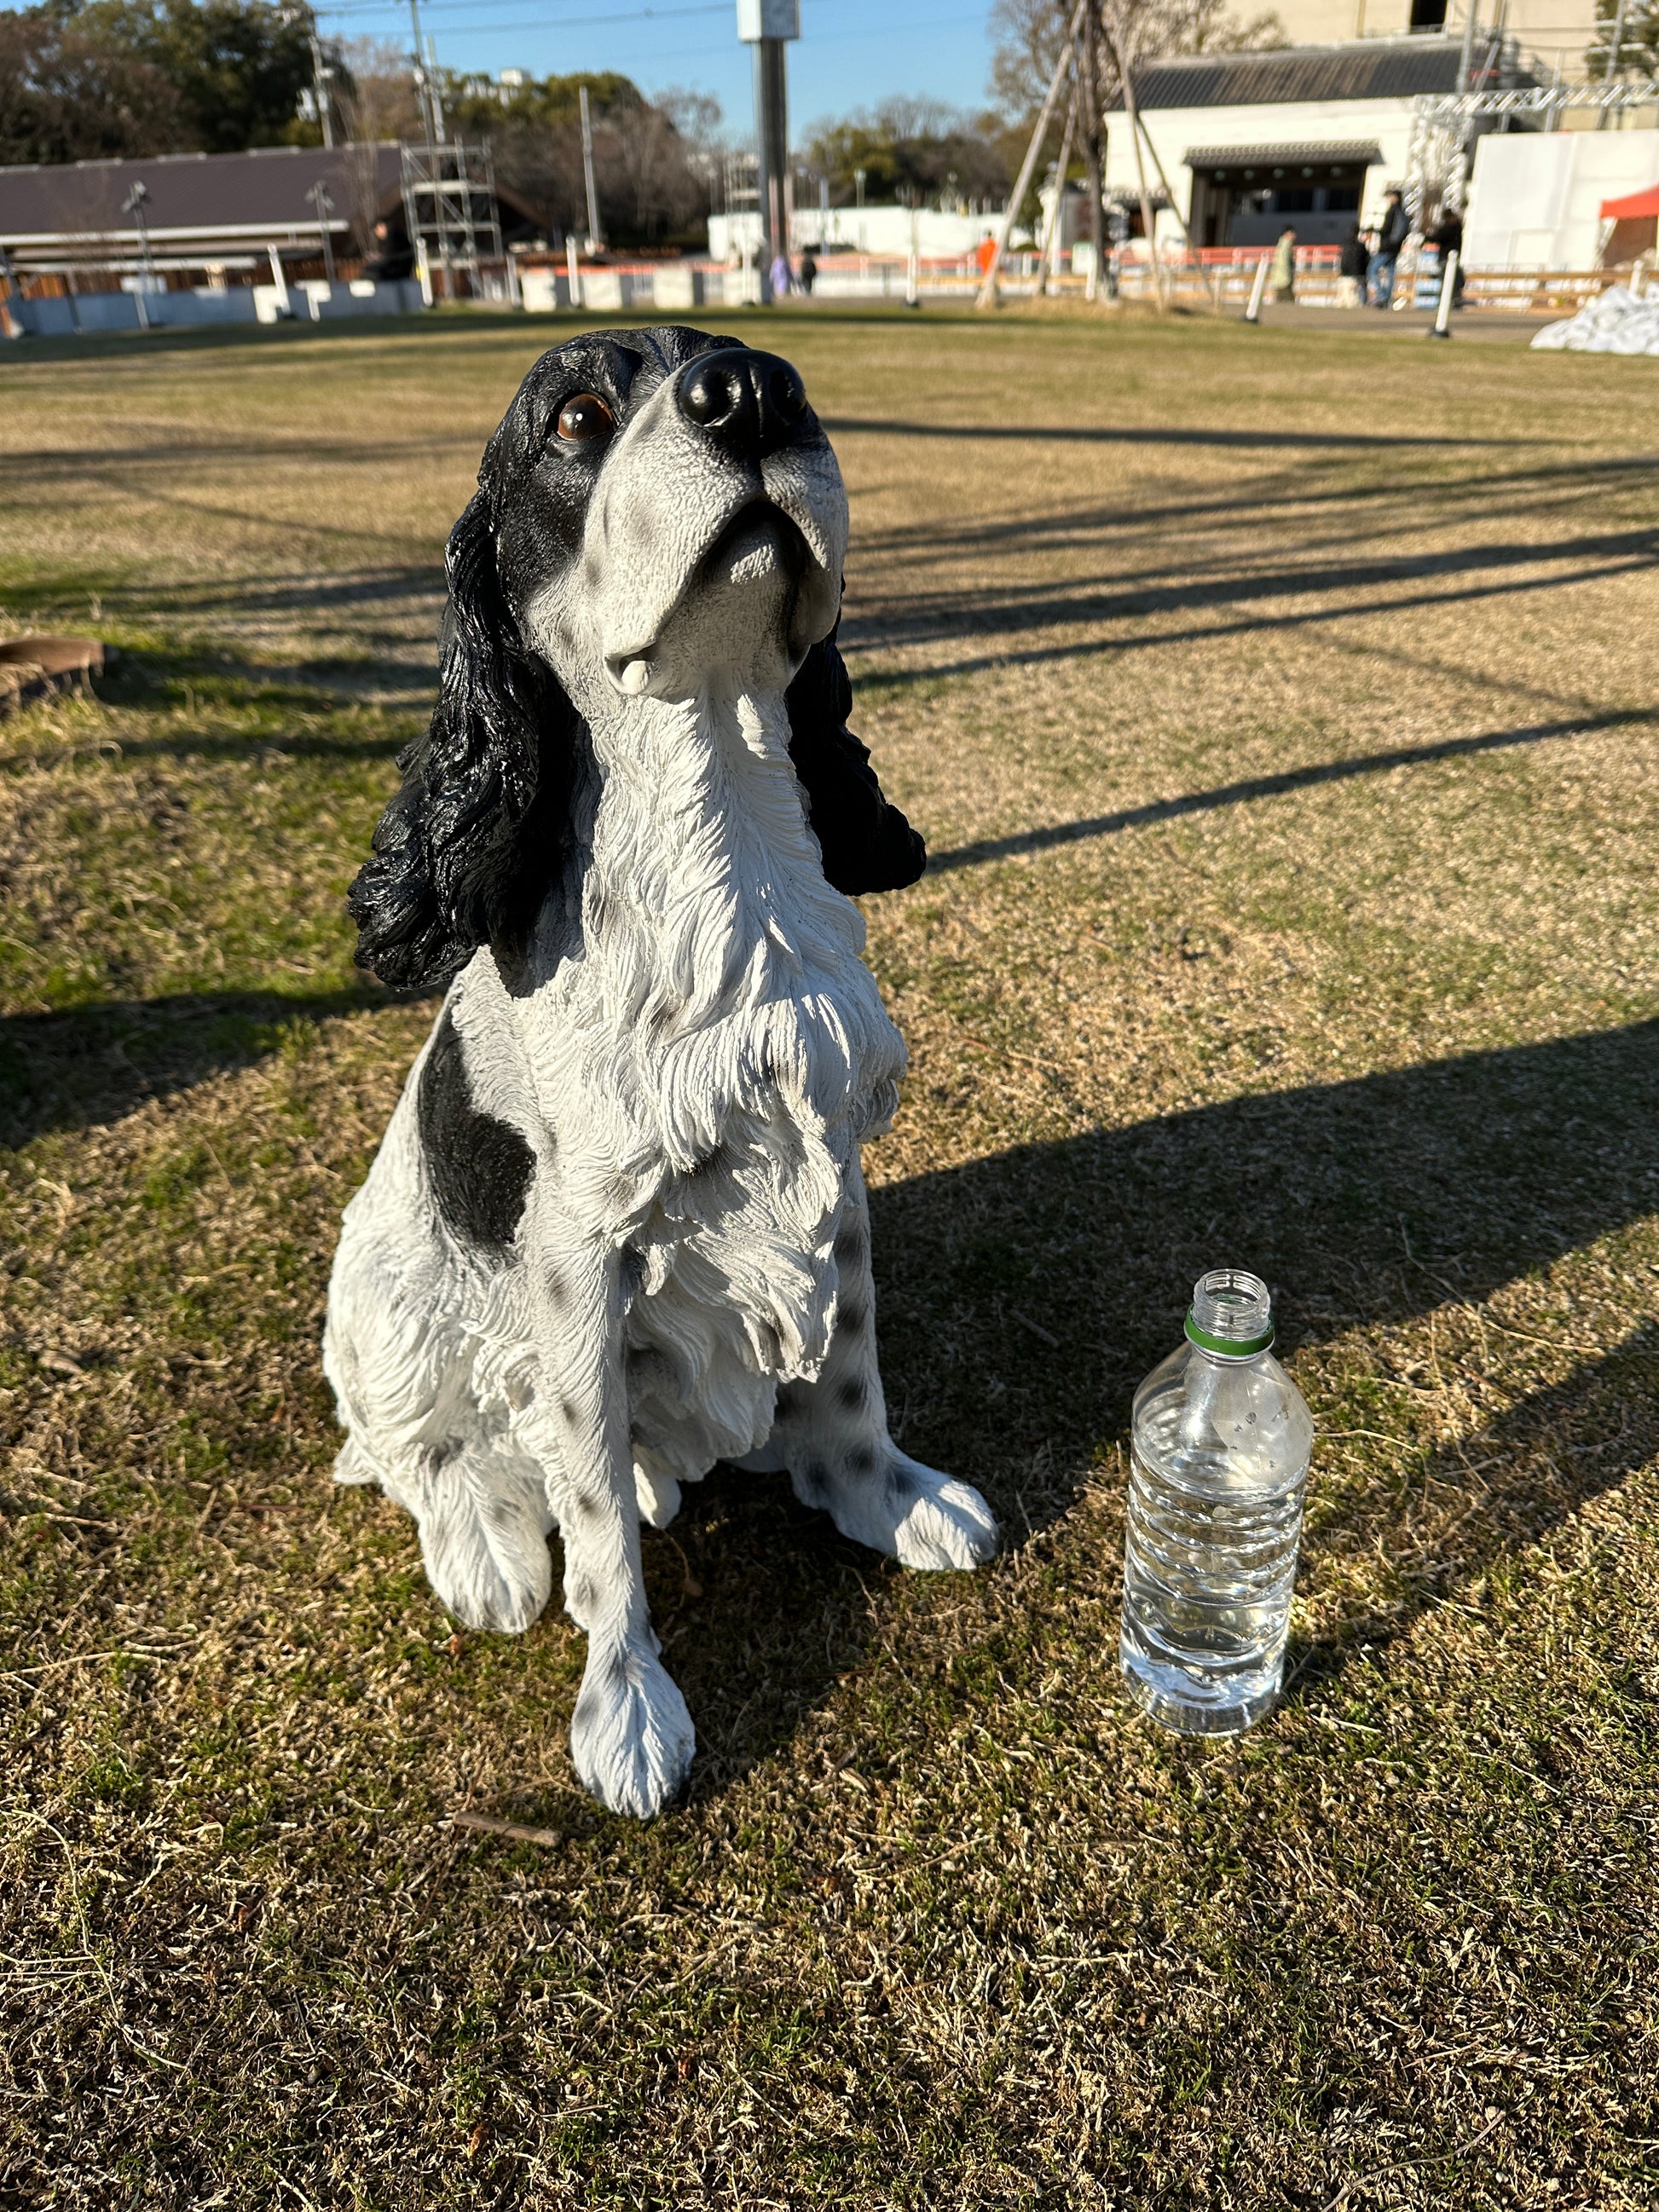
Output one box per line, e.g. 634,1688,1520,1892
1405,78,1659,222
399,140,506,302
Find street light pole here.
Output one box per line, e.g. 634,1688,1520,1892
737,0,800,304
309,26,334,147
123,180,153,328
308,180,337,286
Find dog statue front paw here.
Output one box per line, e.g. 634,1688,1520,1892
890,1456,1000,1570
569,1636,696,1818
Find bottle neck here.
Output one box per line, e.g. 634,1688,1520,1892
1184,1308,1275,1361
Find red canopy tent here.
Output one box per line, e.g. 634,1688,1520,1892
1599,182,1659,269
1599,182,1659,221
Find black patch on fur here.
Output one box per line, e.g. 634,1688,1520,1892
840,1300,869,1338
833,1219,866,1264
417,1008,535,1253
800,1458,831,1504
836,1376,867,1412
788,626,927,895
883,1463,919,1510
847,1443,876,1476
348,495,588,991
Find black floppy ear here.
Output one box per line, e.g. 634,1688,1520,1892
347,491,581,990
786,624,926,895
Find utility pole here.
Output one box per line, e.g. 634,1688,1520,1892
426,36,448,143
1456,0,1478,91
1079,2,1106,302
1605,0,1631,74
579,86,604,249
1599,0,1631,122
737,0,799,304
309,22,333,147
408,0,434,150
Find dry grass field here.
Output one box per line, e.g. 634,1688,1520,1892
1,304,1656,2209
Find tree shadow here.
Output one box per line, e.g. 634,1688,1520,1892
926,708,1656,873
11,984,1651,1802
841,522,1659,678
1288,1319,1658,1692
821,414,1507,452
0,986,411,1146
653,1019,1657,1789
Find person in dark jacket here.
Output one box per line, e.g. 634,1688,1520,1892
1338,225,1367,308
1368,190,1409,309
363,220,416,283
1429,205,1465,306
798,248,818,295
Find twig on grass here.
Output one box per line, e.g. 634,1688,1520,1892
1011,1308,1061,1349
1322,2113,1504,2209
452,1811,564,1849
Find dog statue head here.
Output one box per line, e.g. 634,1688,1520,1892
349,325,922,995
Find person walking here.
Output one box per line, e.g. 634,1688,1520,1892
1338,224,1367,309
1269,224,1297,303
797,247,818,296
1368,189,1409,309
769,250,793,299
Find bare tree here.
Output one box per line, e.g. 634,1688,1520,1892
990,0,1287,119
331,40,421,257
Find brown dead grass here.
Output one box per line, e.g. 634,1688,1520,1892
1,307,1656,2209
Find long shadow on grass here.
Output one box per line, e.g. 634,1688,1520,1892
0,987,412,1146
926,707,1657,873
842,522,1659,670
821,415,1509,452
663,1018,1659,1793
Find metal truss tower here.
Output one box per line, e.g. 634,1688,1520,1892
1405,78,1659,222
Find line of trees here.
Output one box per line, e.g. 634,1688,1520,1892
0,3,721,249
0,0,320,165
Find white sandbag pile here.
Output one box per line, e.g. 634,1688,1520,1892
1531,285,1659,355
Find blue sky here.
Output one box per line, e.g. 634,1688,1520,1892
311,2,1000,136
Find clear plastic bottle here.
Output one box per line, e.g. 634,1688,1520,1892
1120,1268,1314,1735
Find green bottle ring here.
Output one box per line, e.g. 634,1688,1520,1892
1185,1310,1275,1359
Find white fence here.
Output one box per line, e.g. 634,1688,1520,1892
2,277,425,339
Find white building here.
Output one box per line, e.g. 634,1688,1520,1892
1105,34,1491,249
1465,128,1659,264
708,205,1013,263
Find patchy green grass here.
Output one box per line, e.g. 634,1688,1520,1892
2,305,1656,2209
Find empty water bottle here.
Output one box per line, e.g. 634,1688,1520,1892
1121,1268,1314,1735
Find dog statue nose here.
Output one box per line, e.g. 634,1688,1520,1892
676,348,808,457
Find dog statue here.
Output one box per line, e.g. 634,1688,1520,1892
323,327,997,1818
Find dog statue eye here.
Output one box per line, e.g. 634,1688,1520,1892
557,393,614,443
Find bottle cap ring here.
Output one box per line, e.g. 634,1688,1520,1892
1185,1309,1275,1359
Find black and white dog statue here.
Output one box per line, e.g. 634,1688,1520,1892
324,326,997,1818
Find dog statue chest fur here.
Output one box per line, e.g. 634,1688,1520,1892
323,326,997,1817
